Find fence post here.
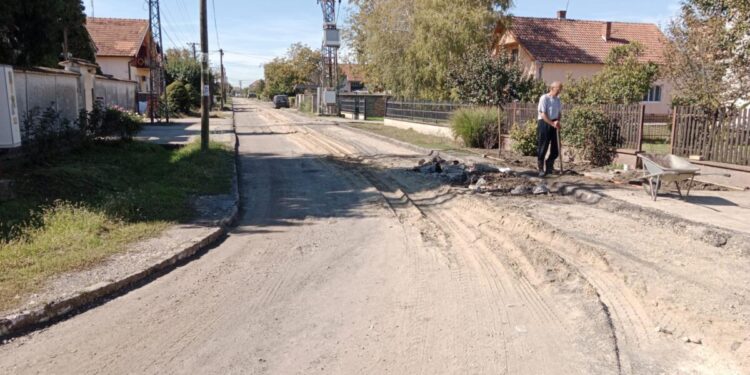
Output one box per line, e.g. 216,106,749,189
498,105,503,156
670,107,678,155
636,104,645,153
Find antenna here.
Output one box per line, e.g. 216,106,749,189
565,0,570,12
91,0,94,16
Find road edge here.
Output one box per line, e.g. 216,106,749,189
0,112,242,342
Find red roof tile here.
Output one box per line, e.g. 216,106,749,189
502,17,667,64
340,64,365,82
86,17,150,57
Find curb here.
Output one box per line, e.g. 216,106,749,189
0,113,242,341
334,121,464,160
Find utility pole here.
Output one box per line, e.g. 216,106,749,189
318,0,341,115
148,0,169,124
200,0,209,151
187,42,199,60
219,49,225,110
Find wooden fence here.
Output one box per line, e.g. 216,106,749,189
671,106,750,166
501,102,644,151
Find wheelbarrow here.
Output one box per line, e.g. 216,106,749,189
637,153,729,201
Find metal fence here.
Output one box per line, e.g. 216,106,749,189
642,124,671,141
339,95,366,117
385,99,470,126
672,106,750,166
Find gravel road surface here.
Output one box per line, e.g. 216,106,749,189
1,99,747,375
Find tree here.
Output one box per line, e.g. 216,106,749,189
346,0,512,99
563,43,659,105
263,57,298,97
448,49,546,107
287,43,322,87
165,48,202,89
262,43,323,98
164,48,219,106
664,0,750,107
166,81,191,113
0,0,95,67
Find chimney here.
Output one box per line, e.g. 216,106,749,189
602,21,612,41
557,10,567,20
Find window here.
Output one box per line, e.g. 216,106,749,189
511,48,519,63
643,85,662,102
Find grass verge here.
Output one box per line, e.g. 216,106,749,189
348,122,459,151
0,140,233,311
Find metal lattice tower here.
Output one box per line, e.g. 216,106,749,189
318,0,340,115
148,0,169,123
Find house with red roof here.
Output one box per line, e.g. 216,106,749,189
495,10,672,115
340,64,367,92
85,17,158,95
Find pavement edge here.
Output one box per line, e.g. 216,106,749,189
0,110,242,341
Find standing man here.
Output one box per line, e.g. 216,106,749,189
537,81,563,177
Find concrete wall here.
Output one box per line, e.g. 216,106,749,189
384,118,453,138
97,56,130,81
14,65,138,128
97,57,150,93
14,69,80,124
94,76,138,112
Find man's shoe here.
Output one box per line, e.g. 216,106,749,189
538,171,547,178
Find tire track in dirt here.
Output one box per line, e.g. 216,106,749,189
265,105,748,374
290,122,613,373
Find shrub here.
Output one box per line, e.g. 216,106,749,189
450,107,500,149
166,81,191,113
562,107,617,166
184,83,200,108
510,119,538,156
103,106,143,140
22,105,77,159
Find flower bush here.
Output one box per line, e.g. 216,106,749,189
103,105,143,140
510,119,538,156
562,106,617,166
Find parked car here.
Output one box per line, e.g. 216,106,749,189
273,95,289,109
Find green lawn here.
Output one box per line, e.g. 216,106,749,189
0,140,233,311
348,122,459,151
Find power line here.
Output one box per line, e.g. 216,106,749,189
160,3,191,48
210,0,221,49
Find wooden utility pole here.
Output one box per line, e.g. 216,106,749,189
200,0,209,151
219,49,225,110
187,42,199,60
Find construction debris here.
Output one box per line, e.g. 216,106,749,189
511,185,532,196
533,184,550,195
413,157,557,196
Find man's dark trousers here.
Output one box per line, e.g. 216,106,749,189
537,119,559,173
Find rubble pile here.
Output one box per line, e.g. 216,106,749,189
412,157,550,196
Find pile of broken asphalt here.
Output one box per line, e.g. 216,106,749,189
412,156,551,196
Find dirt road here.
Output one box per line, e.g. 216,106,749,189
1,99,747,374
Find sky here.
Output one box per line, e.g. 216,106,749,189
84,0,683,86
